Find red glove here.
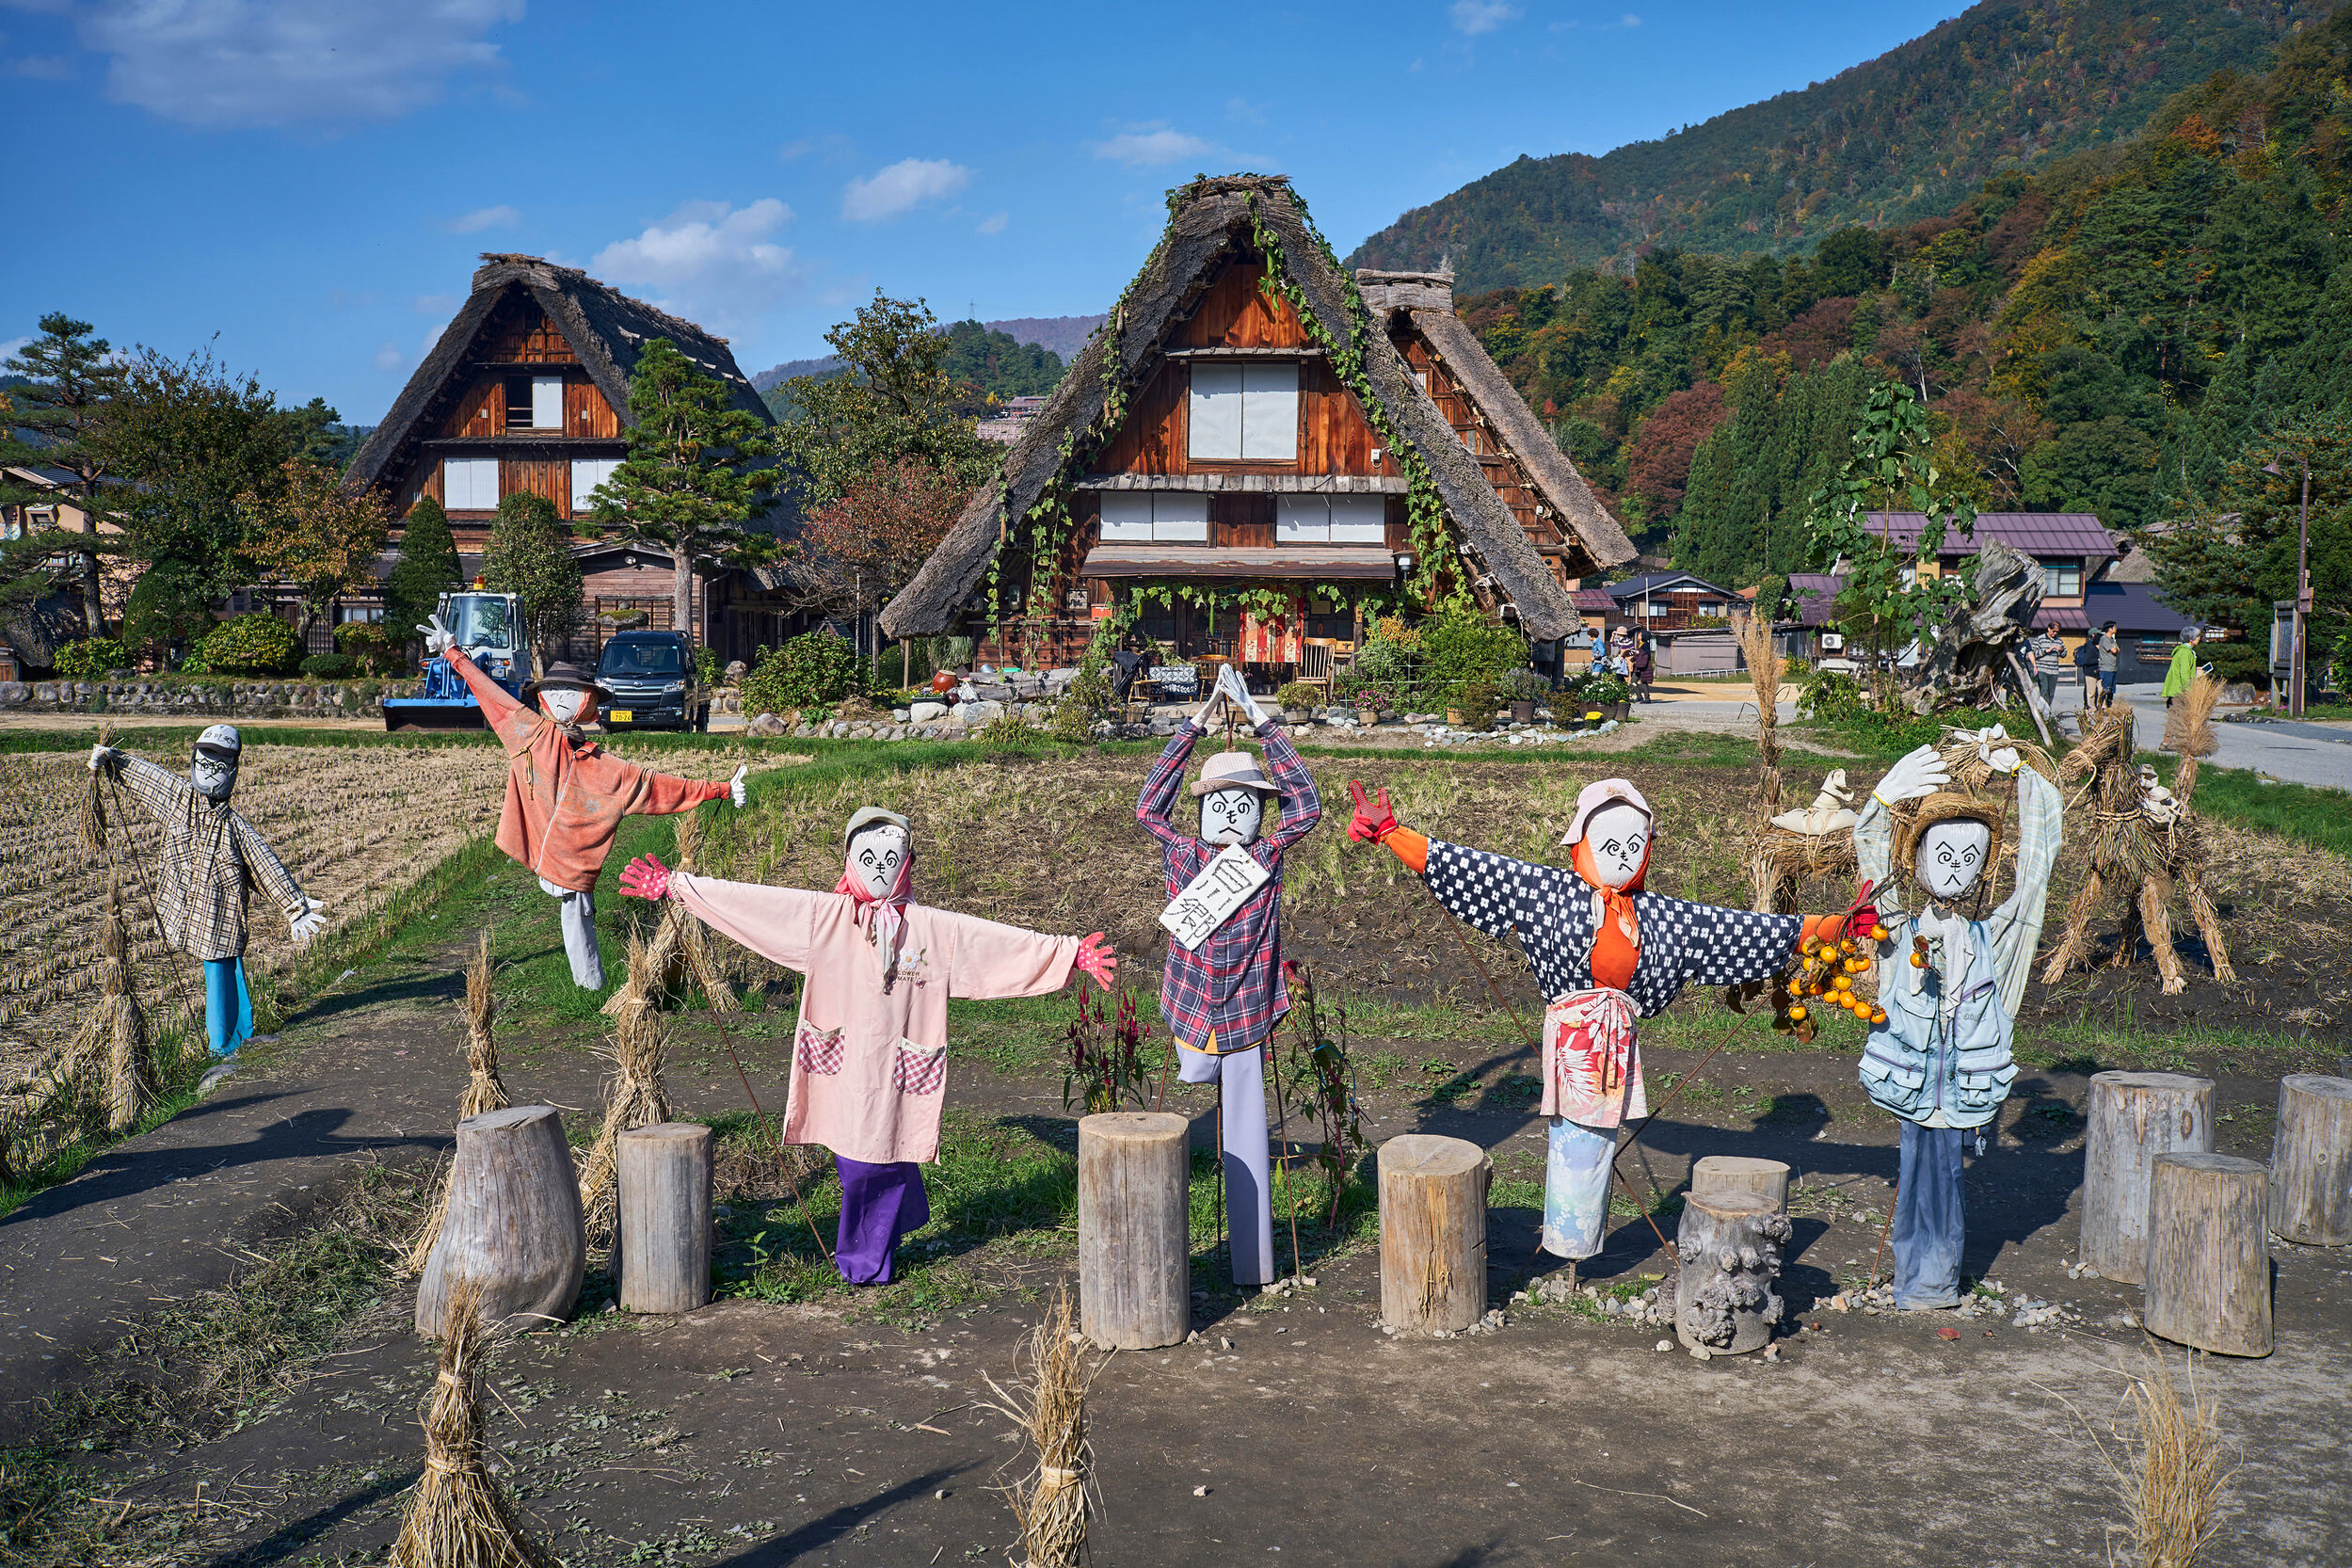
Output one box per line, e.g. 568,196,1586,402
1845,878,1887,942
618,854,671,901
1074,932,1117,991
1347,779,1399,844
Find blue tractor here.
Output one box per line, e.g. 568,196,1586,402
382,590,526,730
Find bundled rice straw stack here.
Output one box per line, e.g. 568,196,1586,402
984,1284,1097,1568
406,933,512,1273
391,1279,560,1568
1733,611,1784,810
577,934,674,1245
600,811,737,1018
54,880,158,1139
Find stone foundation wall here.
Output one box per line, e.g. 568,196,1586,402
0,679,423,720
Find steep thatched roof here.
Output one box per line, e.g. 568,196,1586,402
344,254,772,499
1355,268,1635,577
879,175,1583,640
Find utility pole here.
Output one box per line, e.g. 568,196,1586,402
2264,454,2313,717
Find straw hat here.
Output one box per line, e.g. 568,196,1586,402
523,662,613,705
1559,778,1653,846
1189,751,1282,797
1892,790,2006,873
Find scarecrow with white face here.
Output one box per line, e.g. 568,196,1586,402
1855,742,2060,1308
423,616,746,989
1135,665,1322,1287
1349,775,1872,1276
617,810,1117,1284
88,726,327,1055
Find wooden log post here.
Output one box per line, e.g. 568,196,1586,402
417,1105,586,1339
2269,1075,2352,1245
2143,1152,2272,1358
1378,1134,1491,1336
616,1122,714,1314
1690,1156,1789,1215
1077,1112,1191,1351
2080,1071,2215,1284
1673,1192,1791,1355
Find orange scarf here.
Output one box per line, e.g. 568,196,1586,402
1571,838,1649,992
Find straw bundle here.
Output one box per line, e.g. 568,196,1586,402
1746,824,1859,914
2161,673,2222,806
1734,613,1784,809
51,881,157,1139
390,1279,561,1568
577,934,674,1245
1935,728,2058,792
406,933,512,1273
600,812,737,1018
983,1283,1098,1568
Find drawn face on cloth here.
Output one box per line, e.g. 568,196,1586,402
1201,788,1264,847
844,824,912,900
1581,802,1651,889
539,686,593,726
189,725,240,802
1917,819,1991,902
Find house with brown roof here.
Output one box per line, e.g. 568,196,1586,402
878,175,1634,676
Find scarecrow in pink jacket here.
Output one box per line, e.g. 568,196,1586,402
619,808,1116,1284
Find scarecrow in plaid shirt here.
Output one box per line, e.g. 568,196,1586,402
88,726,327,1056
1136,665,1322,1286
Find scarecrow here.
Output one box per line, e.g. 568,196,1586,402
617,811,1116,1284
423,614,746,989
1347,775,1872,1277
1854,733,2061,1308
87,726,327,1055
1136,664,1322,1288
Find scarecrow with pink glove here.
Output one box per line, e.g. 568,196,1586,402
618,808,1116,1284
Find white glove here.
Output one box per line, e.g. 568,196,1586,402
88,743,121,773
1872,744,1950,808
418,615,456,657
728,764,748,808
289,897,328,944
1222,664,1272,728
1191,677,1228,732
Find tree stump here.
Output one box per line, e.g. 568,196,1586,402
616,1122,713,1314
1378,1134,1490,1336
2143,1152,2271,1357
2268,1074,2352,1245
2081,1071,2215,1284
1690,1156,1789,1215
417,1105,586,1338
1673,1192,1791,1355
1077,1112,1190,1350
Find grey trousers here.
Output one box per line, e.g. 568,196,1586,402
540,877,603,989
1180,1042,1274,1286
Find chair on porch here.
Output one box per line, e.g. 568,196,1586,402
1296,639,1339,700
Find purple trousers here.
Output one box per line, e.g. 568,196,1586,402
834,1155,930,1285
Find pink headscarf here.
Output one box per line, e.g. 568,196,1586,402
835,855,914,979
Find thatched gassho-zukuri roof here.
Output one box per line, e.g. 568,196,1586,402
344,254,773,501
1356,267,1635,578
878,175,1584,641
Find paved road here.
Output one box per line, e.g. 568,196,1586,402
2118,683,2352,791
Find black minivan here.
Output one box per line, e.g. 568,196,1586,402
596,631,707,730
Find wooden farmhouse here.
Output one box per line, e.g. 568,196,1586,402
344,254,793,660
880,175,1634,679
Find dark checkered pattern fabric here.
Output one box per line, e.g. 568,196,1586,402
1423,840,1801,1017
107,754,308,962
1136,720,1322,1051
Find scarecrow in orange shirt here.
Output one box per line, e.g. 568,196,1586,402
1348,776,1876,1278
423,614,747,989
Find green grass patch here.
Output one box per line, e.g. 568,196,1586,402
2146,759,2352,858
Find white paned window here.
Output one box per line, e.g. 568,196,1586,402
2039,556,2083,597
1275,496,1327,543
1099,493,1155,542
570,456,621,510
1328,495,1384,543
442,457,500,510
1188,362,1298,460
532,376,564,430
1275,494,1386,544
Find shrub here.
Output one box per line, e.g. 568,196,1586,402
299,652,360,680
1276,680,1321,711
55,637,129,679
333,620,403,676
1350,636,1416,687
199,613,302,676
977,710,1045,748
1451,678,1499,730
1796,667,1868,722
694,645,720,687
2198,639,2270,691
123,563,216,664
739,630,863,715
1419,604,1528,692
1497,666,1551,702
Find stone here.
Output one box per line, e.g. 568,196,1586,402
908,700,949,724
960,699,1005,728
724,660,748,682
1046,667,1079,693
34,683,57,702
747,712,788,737
0,682,26,706
968,681,1015,703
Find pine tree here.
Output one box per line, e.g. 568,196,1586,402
482,492,582,676
386,495,460,644
0,314,129,635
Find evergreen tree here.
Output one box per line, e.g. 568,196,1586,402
385,494,461,646
0,314,129,634
482,492,582,676
774,292,998,506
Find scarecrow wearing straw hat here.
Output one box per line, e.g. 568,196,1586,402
616,810,1117,1284
1854,736,2061,1309
1136,664,1323,1288
88,726,327,1056
1348,775,1874,1278
421,615,747,989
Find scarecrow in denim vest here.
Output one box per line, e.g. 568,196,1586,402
1136,665,1322,1288
1854,739,2062,1309
1349,775,1875,1282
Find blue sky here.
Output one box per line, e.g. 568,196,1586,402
1,0,1964,425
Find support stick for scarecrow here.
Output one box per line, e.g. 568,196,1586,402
1868,1176,1899,1288
2005,648,2056,749
1267,1034,1304,1283
713,1023,832,1264
96,765,200,1036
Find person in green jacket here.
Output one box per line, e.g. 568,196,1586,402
2162,626,2202,706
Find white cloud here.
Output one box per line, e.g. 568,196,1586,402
443,203,518,233
373,341,405,371
413,293,460,315
0,337,33,367
1225,95,1265,126
1448,0,1520,35
1622,12,1641,24
72,0,523,130
977,212,1008,235
840,157,971,222
1091,122,1214,167
589,198,807,333
12,54,70,78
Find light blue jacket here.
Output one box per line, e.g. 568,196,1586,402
1853,766,2061,1128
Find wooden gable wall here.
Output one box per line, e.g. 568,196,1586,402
1398,335,1570,584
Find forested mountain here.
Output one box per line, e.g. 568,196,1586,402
1350,0,2327,292
1448,5,2352,648
751,313,1100,397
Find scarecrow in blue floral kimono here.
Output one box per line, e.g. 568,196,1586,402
1347,776,1874,1281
